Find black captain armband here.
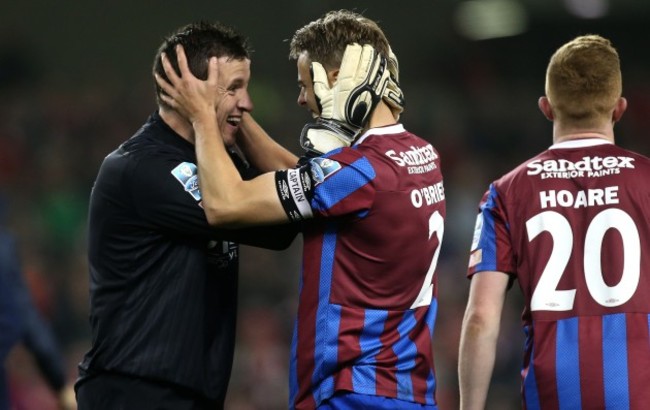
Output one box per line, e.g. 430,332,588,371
275,167,315,222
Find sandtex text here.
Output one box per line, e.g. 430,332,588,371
527,156,634,179
385,144,438,174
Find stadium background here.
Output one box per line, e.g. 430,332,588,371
1,1,649,408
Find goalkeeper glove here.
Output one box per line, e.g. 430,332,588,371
312,43,391,130
299,118,357,156
383,46,405,118
303,43,390,155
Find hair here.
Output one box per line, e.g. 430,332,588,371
545,34,622,127
152,21,251,109
288,9,390,70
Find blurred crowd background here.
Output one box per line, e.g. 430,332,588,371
1,1,649,409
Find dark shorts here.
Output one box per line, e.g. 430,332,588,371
75,372,221,410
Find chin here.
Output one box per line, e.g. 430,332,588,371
221,130,237,147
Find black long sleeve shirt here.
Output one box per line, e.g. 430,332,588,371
77,112,297,404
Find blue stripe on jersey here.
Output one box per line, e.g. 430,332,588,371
289,317,299,410
476,184,499,271
352,309,389,395
324,147,344,157
602,313,629,409
556,317,581,409
523,325,541,410
312,224,340,406
425,300,438,405
392,311,418,402
311,157,375,213
426,297,438,339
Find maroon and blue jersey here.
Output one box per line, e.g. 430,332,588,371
468,138,650,409
275,124,445,409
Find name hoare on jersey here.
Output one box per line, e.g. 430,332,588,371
539,186,619,209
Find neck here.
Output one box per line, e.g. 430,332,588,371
367,101,397,129
159,108,195,144
553,122,615,144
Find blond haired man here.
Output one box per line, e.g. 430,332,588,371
459,35,650,409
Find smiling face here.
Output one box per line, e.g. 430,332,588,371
215,56,253,146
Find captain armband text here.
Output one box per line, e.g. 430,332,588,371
275,167,315,222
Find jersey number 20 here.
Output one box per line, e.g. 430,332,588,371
527,208,640,311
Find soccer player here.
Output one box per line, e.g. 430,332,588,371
458,34,650,409
156,9,445,410
75,22,298,410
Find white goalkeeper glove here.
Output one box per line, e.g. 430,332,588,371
312,43,390,128
383,46,405,119
299,118,357,156
302,43,391,155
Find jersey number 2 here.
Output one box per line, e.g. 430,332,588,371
410,210,444,309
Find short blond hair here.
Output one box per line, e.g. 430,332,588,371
545,35,622,127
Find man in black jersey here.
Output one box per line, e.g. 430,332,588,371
75,22,298,410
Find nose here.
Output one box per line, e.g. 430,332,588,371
297,89,307,107
239,91,254,112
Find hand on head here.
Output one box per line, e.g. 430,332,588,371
155,45,228,126
312,43,390,130
300,43,392,155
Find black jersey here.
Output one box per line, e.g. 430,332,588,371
77,112,297,403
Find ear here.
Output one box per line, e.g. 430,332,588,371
538,96,554,121
612,97,627,123
327,68,339,88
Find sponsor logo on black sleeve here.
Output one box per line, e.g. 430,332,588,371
171,162,202,201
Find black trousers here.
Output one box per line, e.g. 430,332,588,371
75,372,222,410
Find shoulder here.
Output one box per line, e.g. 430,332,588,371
95,138,194,205
304,149,375,188
616,145,650,166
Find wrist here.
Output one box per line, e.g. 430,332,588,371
191,115,219,142
191,111,216,130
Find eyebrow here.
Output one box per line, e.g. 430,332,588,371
229,78,246,88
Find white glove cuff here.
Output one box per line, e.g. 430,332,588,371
300,119,358,155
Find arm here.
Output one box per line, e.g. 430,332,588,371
0,234,75,409
156,47,289,228
237,112,299,172
458,270,510,410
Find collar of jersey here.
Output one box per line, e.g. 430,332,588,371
355,123,406,146
549,138,614,150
